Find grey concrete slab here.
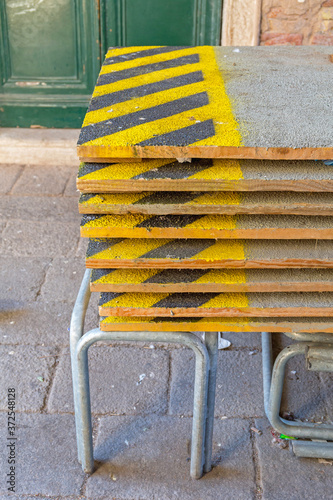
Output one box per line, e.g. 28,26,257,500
0,256,50,304
0,345,57,411
40,257,86,303
0,220,80,258
0,195,80,222
86,416,255,500
0,164,23,194
0,413,85,496
11,164,72,196
170,348,264,417
254,418,333,500
0,296,99,346
48,346,169,415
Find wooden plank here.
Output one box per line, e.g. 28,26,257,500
79,191,333,216
77,46,333,160
86,238,333,269
98,291,333,317
100,316,333,333
91,268,333,293
77,159,333,193
80,214,333,240
79,157,142,163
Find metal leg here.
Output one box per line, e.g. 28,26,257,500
69,268,91,463
74,328,209,479
261,335,333,448
203,331,219,473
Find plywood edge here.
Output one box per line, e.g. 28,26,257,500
77,145,333,161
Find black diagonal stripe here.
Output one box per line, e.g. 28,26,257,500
78,92,209,145
89,71,204,112
86,238,124,258
144,269,209,284
155,316,201,323
91,269,114,282
134,191,202,206
153,293,219,309
103,46,188,66
78,163,108,178
96,53,200,86
80,193,97,203
132,158,213,180
140,239,215,259
136,214,203,229
99,292,124,306
81,214,105,227
137,119,215,147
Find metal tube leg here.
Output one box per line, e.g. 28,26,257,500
75,329,209,479
261,331,273,418
70,269,91,463
76,342,94,473
203,331,219,473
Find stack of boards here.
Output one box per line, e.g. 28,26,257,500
77,45,333,334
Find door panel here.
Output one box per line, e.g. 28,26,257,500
0,0,100,127
101,0,223,58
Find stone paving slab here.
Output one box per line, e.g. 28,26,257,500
0,413,85,496
255,418,333,500
170,349,264,418
220,331,262,349
48,346,169,415
0,256,50,304
0,195,80,222
86,415,255,500
0,164,23,194
11,164,73,196
1,220,80,258
0,296,99,346
0,345,57,411
40,257,86,303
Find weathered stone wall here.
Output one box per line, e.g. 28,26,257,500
260,0,333,45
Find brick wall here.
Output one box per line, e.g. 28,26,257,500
260,0,333,45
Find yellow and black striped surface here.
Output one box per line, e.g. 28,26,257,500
98,291,333,317
77,46,333,160
77,159,333,193
99,315,333,333
80,213,333,239
86,238,333,269
90,268,333,293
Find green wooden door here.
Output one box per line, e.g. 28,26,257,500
0,0,222,128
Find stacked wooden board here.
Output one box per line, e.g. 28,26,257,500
77,45,333,333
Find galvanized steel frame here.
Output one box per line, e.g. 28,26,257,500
70,269,219,479
261,331,333,458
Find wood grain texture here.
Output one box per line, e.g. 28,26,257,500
79,191,333,216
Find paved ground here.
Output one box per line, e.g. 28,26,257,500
1,158,333,499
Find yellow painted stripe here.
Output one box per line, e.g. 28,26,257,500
83,214,149,229
102,292,169,308
95,269,159,285
104,46,162,58
90,238,173,261
189,159,244,180
92,63,202,99
185,214,238,230
83,79,206,127
78,159,173,181
82,192,149,206
198,293,249,309
101,46,198,74
194,239,246,261
194,269,246,284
